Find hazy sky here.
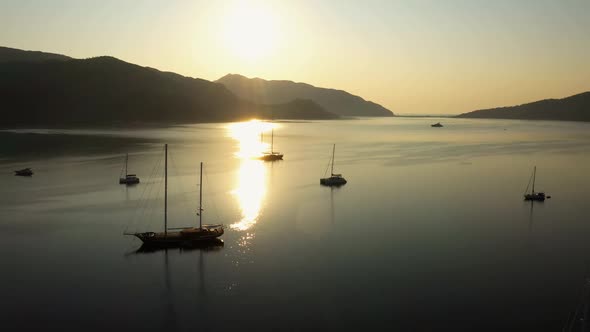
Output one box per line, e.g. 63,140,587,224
1,0,589,114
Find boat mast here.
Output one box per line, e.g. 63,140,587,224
199,162,203,230
331,144,335,175
164,144,168,237
125,153,128,176
271,128,274,153
531,166,537,195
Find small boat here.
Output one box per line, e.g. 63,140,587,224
523,166,547,201
320,144,347,186
258,127,283,161
125,145,224,247
431,122,443,127
14,168,33,176
119,153,140,185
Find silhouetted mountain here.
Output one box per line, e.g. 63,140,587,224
254,99,338,120
0,46,71,63
217,74,394,117
457,92,590,122
0,49,337,127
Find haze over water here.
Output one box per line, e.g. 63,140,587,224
2,117,590,331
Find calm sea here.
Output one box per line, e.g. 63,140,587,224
1,117,590,331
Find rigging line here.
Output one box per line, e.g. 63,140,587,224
134,148,164,232
149,162,166,230
523,170,534,196
323,149,333,177
125,148,163,233
141,166,164,233
168,150,194,215
119,154,126,178
204,164,222,224
147,172,164,231
134,148,163,223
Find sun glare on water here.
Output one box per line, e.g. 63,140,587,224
222,3,280,60
227,120,277,159
227,119,278,231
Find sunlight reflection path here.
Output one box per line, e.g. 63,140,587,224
227,120,274,231
231,159,266,231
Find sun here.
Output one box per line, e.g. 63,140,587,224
222,3,279,60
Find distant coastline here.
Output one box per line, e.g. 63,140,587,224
456,92,590,122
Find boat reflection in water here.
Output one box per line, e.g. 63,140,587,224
133,238,225,254
227,120,269,231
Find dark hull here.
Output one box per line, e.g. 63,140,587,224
524,192,546,201
132,228,224,248
258,154,283,161
320,177,347,187
15,169,33,176
119,177,140,185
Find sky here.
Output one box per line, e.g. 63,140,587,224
1,0,589,114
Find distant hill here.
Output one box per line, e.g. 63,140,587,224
457,92,590,122
253,98,338,120
0,46,72,63
0,48,337,127
217,74,394,117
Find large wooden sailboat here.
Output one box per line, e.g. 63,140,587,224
523,166,547,201
119,153,140,185
320,144,347,186
258,127,283,161
126,144,224,247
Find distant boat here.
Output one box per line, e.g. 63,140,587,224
320,144,347,186
119,153,140,185
258,127,283,161
14,168,33,176
125,145,224,247
431,122,443,127
523,166,547,201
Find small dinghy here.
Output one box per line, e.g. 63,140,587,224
14,168,33,176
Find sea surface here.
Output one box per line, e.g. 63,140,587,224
1,117,590,331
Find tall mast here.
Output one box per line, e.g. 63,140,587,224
331,144,335,175
531,166,537,194
271,128,274,153
164,144,168,237
199,162,203,230
125,153,128,176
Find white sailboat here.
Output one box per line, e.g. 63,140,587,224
320,144,347,186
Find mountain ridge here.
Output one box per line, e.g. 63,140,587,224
457,91,590,122
217,73,394,117
0,46,72,63
0,47,339,127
